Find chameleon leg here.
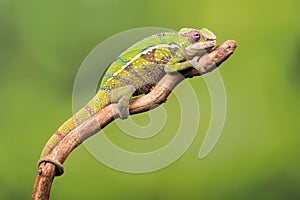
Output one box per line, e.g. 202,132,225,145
164,57,206,74
108,85,136,119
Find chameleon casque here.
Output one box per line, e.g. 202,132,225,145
38,27,217,174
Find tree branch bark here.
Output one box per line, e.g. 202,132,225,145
32,40,237,200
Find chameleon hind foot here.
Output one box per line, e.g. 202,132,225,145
109,85,136,119
38,158,64,176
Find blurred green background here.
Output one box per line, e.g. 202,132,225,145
1,0,300,199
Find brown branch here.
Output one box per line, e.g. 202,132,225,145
32,40,237,200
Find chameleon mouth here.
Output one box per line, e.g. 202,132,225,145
183,40,216,58
203,40,216,48
206,38,217,41
204,40,217,52
190,40,216,51
206,46,215,53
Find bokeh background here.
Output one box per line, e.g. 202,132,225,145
1,0,300,199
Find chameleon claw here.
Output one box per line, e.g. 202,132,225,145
191,56,206,74
118,101,130,119
110,85,135,119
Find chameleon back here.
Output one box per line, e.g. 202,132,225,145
99,31,181,94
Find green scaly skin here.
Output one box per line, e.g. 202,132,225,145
38,27,217,175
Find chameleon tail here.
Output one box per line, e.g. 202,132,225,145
39,89,110,159
38,85,134,175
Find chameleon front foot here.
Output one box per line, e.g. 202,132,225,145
38,158,64,176
190,56,206,74
164,58,206,74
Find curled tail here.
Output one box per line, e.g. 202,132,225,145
40,89,110,158
38,85,135,176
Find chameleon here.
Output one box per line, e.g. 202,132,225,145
38,27,217,175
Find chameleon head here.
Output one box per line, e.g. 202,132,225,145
177,27,217,58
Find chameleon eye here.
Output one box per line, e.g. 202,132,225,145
194,33,200,40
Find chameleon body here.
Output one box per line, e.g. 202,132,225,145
39,27,216,173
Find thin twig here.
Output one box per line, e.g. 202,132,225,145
32,40,237,200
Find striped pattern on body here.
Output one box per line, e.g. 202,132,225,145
100,32,183,91
40,31,184,158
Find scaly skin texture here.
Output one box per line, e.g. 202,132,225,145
39,27,217,167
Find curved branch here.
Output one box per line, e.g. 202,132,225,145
32,40,237,200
